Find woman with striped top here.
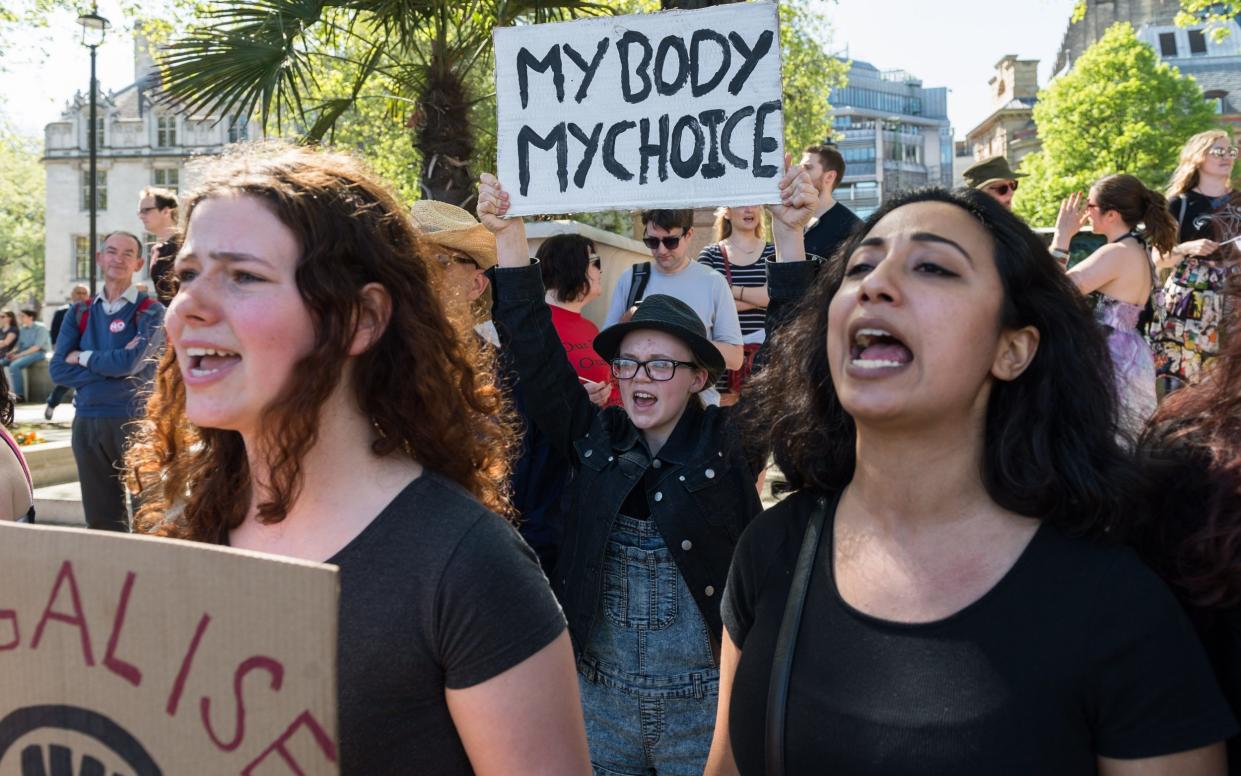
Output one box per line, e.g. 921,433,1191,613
697,206,774,404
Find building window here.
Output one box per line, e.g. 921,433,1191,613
227,115,249,143
86,116,105,148
156,116,177,147
152,168,180,191
842,146,876,163
1159,32,1179,57
79,170,107,211
1189,29,1208,55
73,236,92,279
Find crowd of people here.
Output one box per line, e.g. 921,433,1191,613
0,125,1237,774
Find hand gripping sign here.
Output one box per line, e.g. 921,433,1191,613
0,523,338,776
495,2,784,215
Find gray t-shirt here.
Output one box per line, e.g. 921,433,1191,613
604,260,743,405
329,471,566,774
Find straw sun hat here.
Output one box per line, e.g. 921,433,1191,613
409,200,498,269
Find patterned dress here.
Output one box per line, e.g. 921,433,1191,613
1149,191,1237,387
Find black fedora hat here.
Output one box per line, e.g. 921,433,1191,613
963,155,1026,189
594,294,725,377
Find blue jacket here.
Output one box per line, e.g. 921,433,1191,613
49,293,166,418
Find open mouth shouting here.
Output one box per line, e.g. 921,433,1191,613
631,389,657,410
184,346,242,382
849,325,914,372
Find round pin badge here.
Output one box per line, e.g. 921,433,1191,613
109,319,126,334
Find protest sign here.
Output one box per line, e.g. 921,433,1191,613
0,523,338,776
495,2,784,215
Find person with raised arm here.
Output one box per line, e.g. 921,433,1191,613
477,161,817,776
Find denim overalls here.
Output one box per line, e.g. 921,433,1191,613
577,513,719,776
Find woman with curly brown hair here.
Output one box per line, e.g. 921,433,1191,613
125,144,590,776
1139,276,1241,772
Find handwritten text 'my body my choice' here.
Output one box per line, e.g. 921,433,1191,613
514,28,782,196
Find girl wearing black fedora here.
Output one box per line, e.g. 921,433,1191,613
476,163,818,776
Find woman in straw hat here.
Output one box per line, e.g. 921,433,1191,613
476,160,818,776
126,144,591,775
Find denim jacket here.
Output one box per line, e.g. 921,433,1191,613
492,258,819,653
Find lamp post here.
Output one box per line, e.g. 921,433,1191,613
78,6,110,297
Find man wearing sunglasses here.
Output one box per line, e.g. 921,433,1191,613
603,210,743,405
963,155,1025,210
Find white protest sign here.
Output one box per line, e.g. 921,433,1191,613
0,522,339,776
495,2,784,215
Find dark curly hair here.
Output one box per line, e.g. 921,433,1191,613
537,233,596,303
1137,275,1241,609
745,187,1146,538
126,143,517,541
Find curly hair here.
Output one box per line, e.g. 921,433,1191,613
1138,276,1241,609
126,143,517,542
744,187,1146,538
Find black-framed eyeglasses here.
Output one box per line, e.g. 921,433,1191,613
611,358,697,381
434,253,480,269
985,181,1018,196
588,254,602,270
137,206,159,215
642,235,683,251
1208,146,1240,159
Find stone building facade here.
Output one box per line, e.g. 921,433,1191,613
41,38,252,309
829,60,953,219
965,55,1041,167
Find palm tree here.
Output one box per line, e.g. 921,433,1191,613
159,0,603,205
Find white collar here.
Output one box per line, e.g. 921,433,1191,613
95,284,140,306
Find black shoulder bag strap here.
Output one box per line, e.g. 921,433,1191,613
765,493,833,776
624,262,651,310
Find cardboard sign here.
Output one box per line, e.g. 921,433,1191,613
495,2,784,215
0,522,339,776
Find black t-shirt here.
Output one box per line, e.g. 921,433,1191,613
722,491,1237,776
328,471,566,774
803,202,862,261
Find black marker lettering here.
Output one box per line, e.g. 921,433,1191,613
698,109,727,179
752,99,782,178
568,122,604,188
690,30,731,97
619,31,653,103
670,115,705,179
654,35,689,96
563,39,610,103
727,30,774,95
721,105,754,170
638,115,670,185
603,121,637,181
517,45,565,110
518,123,569,195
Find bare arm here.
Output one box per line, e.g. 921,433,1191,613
732,284,770,309
446,631,591,776
704,629,743,776
714,341,744,370
1066,243,1127,295
1097,743,1226,776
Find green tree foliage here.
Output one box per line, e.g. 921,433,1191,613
780,0,849,152
0,125,46,305
1015,23,1217,225
1175,1,1241,38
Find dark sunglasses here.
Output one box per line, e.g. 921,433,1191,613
985,181,1018,196
589,254,602,270
642,235,683,251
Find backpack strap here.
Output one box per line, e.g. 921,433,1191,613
624,262,652,310
74,301,91,335
76,293,155,337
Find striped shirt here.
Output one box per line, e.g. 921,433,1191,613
698,241,774,392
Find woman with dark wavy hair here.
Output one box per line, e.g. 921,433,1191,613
705,188,1236,775
124,144,590,775
1138,275,1241,772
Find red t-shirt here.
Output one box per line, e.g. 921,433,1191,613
550,305,609,383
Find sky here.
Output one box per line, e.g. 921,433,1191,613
0,0,1080,141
